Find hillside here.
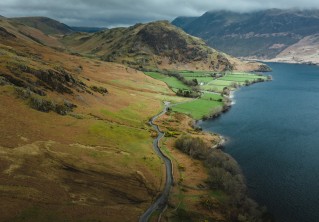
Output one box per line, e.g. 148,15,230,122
62,20,267,72
268,34,319,64
172,9,319,60
10,16,73,35
0,17,64,48
0,19,189,221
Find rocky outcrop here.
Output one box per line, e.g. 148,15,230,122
15,87,77,115
4,63,86,94
0,27,16,38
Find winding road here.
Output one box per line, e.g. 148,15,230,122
139,102,174,222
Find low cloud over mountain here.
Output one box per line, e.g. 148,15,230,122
1,0,319,27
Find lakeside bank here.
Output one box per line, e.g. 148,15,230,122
143,70,272,221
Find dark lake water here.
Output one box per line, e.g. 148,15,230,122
200,63,319,222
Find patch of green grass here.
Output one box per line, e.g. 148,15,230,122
200,93,223,101
220,73,267,83
88,122,149,151
145,70,267,118
86,121,162,175
100,104,146,127
178,70,212,77
184,76,213,84
145,72,190,92
219,76,253,82
172,94,223,120
207,79,233,86
201,85,226,92
201,72,267,92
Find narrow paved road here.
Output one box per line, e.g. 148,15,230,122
139,102,174,222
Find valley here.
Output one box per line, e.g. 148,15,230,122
0,13,271,222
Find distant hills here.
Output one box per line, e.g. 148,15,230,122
0,16,266,71
9,16,105,34
62,20,266,71
10,17,74,35
173,9,319,63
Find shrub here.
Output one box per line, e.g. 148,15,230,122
90,85,108,94
0,76,10,86
175,135,209,159
15,87,76,115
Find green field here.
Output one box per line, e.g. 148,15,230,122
184,76,213,84
144,70,268,119
203,72,267,92
145,72,190,92
219,76,262,82
178,70,212,77
201,85,226,92
172,93,224,120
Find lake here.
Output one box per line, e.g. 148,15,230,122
200,63,319,222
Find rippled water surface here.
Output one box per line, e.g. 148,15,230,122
200,63,319,222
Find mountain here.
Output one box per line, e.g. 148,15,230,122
71,26,107,33
10,16,73,35
62,20,266,72
0,17,64,48
172,9,319,60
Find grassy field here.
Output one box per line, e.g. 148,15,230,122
184,76,213,84
144,72,190,92
178,70,212,77
171,93,224,120
203,72,267,92
143,70,268,119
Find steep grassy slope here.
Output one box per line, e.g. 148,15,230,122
0,21,192,221
10,16,73,35
173,9,319,59
62,20,266,72
0,17,63,48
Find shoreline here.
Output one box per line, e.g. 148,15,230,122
199,76,271,122
244,58,319,66
142,69,273,221
155,93,270,220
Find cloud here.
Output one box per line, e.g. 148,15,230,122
1,0,319,27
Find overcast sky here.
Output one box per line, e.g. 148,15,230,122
1,0,319,27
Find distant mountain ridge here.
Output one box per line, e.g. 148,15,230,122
10,16,74,35
172,9,319,60
9,17,105,35
62,20,266,72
